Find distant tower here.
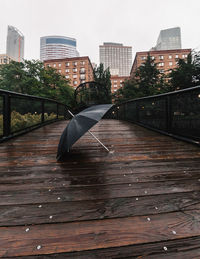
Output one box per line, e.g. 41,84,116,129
153,27,181,51
99,42,132,76
6,25,24,62
40,36,80,61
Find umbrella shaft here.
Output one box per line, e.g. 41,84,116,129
88,131,109,152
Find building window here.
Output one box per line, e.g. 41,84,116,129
114,84,117,88
73,81,77,85
169,62,173,66
73,74,77,78
80,61,85,65
80,74,85,80
160,69,164,73
58,63,61,67
81,80,85,83
58,70,61,73
158,62,164,67
65,75,69,79
53,64,56,67
73,68,77,72
65,62,70,67
65,69,69,73
182,54,187,58
80,68,85,73
73,62,77,66
175,54,179,59
169,55,172,59
159,55,164,60
141,56,146,60
151,56,155,60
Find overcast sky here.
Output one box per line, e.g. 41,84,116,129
1,0,200,64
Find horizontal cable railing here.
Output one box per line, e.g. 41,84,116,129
0,89,70,142
105,86,200,145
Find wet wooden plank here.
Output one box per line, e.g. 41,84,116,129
14,236,200,259
0,192,199,226
1,210,200,257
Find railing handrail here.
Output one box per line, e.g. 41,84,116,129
116,85,200,106
0,89,65,105
0,89,70,142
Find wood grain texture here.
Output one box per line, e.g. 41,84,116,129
0,119,200,258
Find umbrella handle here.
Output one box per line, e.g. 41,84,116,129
68,110,110,152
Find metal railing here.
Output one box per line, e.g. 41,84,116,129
0,89,70,142
105,86,200,145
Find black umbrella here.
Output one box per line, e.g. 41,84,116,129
57,104,113,160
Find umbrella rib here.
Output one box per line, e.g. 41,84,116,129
68,110,109,152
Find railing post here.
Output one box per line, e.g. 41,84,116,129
166,95,172,133
136,101,140,123
41,100,45,123
3,94,11,137
57,103,59,119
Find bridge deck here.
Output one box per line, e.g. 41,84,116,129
1,119,200,258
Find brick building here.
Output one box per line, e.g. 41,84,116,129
0,54,13,64
130,48,191,78
44,56,94,89
111,75,129,93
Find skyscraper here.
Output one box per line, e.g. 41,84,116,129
152,27,181,51
6,25,24,62
40,36,79,61
99,42,132,76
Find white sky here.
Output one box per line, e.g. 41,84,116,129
1,0,200,64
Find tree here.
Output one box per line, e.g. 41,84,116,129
0,60,74,107
93,63,112,103
135,54,164,96
169,51,200,90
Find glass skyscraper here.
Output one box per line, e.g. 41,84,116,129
40,36,79,61
6,25,24,62
153,27,181,51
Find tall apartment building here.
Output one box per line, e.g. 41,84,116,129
130,48,191,78
152,27,181,51
44,56,94,89
6,25,24,62
99,42,132,76
40,36,79,61
0,54,13,65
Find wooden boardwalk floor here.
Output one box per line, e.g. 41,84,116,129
1,119,200,258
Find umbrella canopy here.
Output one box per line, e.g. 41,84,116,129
57,104,113,160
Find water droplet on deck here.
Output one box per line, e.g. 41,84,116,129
155,207,158,210
172,230,176,235
38,205,42,208
136,198,139,201
147,217,151,221
145,190,147,194
37,245,42,250
129,184,132,186
163,246,167,251
49,215,53,219
57,197,61,200
25,228,30,232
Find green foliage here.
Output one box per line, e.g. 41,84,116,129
169,51,200,90
93,63,112,103
0,111,57,135
0,60,74,107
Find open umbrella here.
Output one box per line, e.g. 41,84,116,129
57,104,113,161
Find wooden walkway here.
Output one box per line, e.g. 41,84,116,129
1,119,200,258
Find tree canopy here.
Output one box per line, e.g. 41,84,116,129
93,63,112,103
0,60,74,107
169,51,200,90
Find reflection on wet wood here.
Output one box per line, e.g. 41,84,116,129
0,119,200,258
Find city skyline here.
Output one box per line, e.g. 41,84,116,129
0,0,200,64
